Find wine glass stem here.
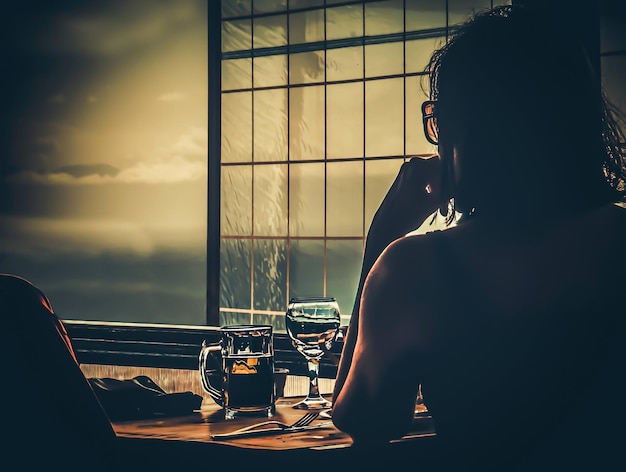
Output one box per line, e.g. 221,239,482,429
307,358,321,398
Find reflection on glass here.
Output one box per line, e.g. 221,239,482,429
222,20,252,53
327,161,363,237
406,38,444,74
254,164,288,236
254,15,287,49
290,10,325,44
406,0,446,30
290,51,325,84
290,86,324,161
222,58,252,91
254,89,288,162
221,166,252,236
289,240,324,300
327,82,364,159
254,0,287,14
448,0,492,27
222,92,252,163
405,76,434,155
220,239,251,309
254,55,287,88
289,162,325,237
326,4,363,41
254,239,287,311
366,78,404,157
222,0,251,19
365,42,404,78
326,240,362,319
326,46,363,82
365,0,404,36
365,159,404,231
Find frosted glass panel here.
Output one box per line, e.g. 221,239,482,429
254,239,287,311
327,161,363,237
222,0,251,19
222,92,252,163
254,164,288,236
289,240,324,300
405,0,446,30
327,5,363,41
366,78,404,157
220,239,251,309
254,89,288,162
327,46,363,82
405,76,434,155
254,0,287,14
289,10,325,44
365,158,404,232
448,0,492,26
326,240,362,321
221,166,252,236
365,0,404,36
254,15,288,48
290,51,325,84
365,42,404,78
222,59,252,91
289,162,325,237
327,82,364,159
222,20,252,52
406,37,444,74
254,55,287,88
290,86,324,161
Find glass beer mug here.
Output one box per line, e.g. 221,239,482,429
199,325,275,420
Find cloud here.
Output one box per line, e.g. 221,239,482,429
158,91,186,102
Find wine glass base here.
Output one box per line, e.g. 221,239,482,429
292,396,333,410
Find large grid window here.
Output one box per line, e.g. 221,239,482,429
218,0,505,329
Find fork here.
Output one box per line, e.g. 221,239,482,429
212,411,320,439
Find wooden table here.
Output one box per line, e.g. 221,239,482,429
112,396,437,469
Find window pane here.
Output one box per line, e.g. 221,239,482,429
406,37,443,74
290,86,325,161
222,58,252,91
602,55,626,119
448,0,492,27
327,82,364,159
405,76,435,155
221,311,253,326
327,46,363,82
290,51,325,85
601,15,626,53
365,42,404,78
366,78,404,157
254,164,288,236
254,89,288,162
254,312,284,331
254,239,287,311
327,161,363,237
222,0,251,18
254,0,287,14
254,15,287,48
406,0,446,31
254,55,287,88
326,240,362,322
327,4,363,41
289,162,325,237
365,0,404,36
222,19,252,52
221,166,252,236
290,0,323,8
222,92,252,163
289,240,324,300
289,10,325,44
365,158,404,232
220,239,251,309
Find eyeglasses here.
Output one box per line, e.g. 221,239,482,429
421,100,438,146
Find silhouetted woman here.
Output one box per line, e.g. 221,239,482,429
332,5,625,471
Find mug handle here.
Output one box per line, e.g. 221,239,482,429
198,340,224,406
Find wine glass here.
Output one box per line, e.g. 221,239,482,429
285,297,341,410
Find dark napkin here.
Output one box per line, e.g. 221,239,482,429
88,375,203,421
